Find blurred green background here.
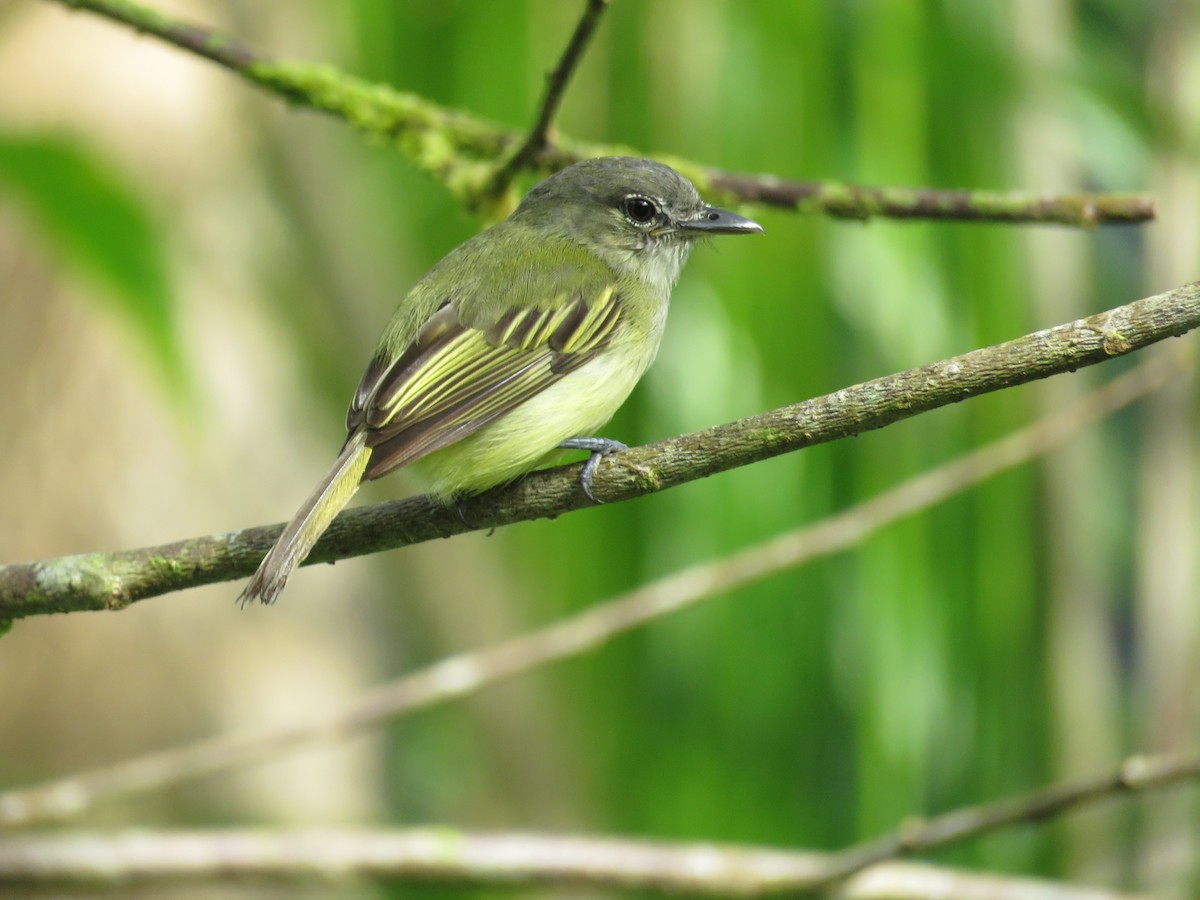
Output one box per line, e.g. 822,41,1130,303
0,0,1197,895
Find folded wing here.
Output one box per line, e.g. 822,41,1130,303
346,286,624,481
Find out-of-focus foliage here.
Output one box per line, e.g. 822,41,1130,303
0,133,185,389
0,0,1197,896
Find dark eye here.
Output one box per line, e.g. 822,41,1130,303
622,196,659,224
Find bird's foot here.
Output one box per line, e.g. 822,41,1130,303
559,437,628,503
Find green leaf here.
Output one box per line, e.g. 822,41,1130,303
0,132,187,392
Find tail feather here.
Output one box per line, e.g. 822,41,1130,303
239,434,371,606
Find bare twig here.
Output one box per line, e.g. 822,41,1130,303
491,0,610,194
704,169,1152,225
49,0,1155,224
0,351,1182,828
820,751,1200,885
2,283,1197,620
0,826,1152,898
60,0,258,68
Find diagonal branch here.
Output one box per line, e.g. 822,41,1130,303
0,827,1148,898
58,0,258,68
0,351,1181,828
50,0,1155,225
819,751,1200,885
1,281,1197,621
490,0,610,194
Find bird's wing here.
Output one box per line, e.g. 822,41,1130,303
346,285,624,481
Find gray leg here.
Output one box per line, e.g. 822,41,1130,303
451,492,477,527
559,437,628,503
451,493,494,535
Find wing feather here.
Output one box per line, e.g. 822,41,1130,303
346,286,625,482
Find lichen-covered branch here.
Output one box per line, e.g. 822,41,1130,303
2,282,1197,621
51,0,1155,225
0,826,1150,898
0,354,1177,829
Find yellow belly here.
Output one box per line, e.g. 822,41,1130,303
410,341,655,498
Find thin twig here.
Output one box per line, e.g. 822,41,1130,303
491,0,610,195
2,283,1197,620
0,351,1182,829
49,0,1155,224
59,0,258,68
819,751,1200,885
0,826,1153,898
703,169,1151,225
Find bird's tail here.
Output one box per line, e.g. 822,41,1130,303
239,433,371,606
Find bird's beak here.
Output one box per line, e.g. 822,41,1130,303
676,206,764,235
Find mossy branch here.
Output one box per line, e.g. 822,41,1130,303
0,355,1176,829
3,281,1197,621
52,0,1155,224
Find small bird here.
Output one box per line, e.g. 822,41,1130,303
240,156,762,605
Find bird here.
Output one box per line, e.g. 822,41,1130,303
240,156,763,605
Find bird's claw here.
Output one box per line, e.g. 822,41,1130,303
559,437,628,503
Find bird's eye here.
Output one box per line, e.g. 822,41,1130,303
622,196,659,225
